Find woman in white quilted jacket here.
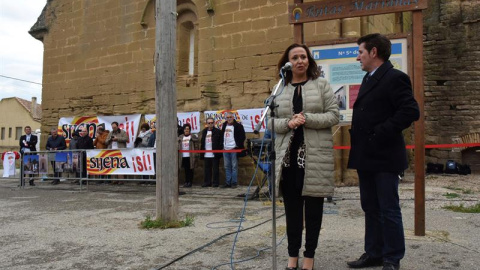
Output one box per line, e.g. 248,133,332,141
272,44,339,270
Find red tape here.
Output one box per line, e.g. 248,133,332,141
333,143,480,150
179,149,244,153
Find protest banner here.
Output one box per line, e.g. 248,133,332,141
86,149,155,175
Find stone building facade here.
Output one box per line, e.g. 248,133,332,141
29,0,479,182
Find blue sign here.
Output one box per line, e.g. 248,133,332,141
313,43,403,60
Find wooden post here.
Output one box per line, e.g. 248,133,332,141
412,10,425,236
293,0,304,44
155,0,178,221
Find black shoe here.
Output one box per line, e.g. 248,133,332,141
201,183,211,187
382,262,399,270
221,184,231,188
29,179,35,186
231,184,238,189
347,253,383,268
51,179,60,185
212,184,219,187
285,267,297,270
183,182,192,188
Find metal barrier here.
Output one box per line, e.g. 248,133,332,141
19,149,156,189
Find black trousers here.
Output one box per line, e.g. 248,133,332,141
182,157,193,184
203,158,220,186
281,167,325,259
358,170,405,265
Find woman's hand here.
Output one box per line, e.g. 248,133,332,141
288,112,306,129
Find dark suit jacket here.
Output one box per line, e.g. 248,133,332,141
200,127,223,159
348,61,420,172
19,134,38,152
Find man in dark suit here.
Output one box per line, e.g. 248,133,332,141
19,126,38,186
200,117,223,187
347,34,420,270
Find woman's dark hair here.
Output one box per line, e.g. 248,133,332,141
140,123,150,130
357,33,391,62
182,123,192,131
277,43,320,84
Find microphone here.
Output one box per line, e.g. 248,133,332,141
281,62,292,71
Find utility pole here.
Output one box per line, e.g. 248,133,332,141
155,0,178,221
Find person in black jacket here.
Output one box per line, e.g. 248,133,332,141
19,126,38,186
200,117,223,187
77,126,94,179
220,112,246,188
347,34,420,270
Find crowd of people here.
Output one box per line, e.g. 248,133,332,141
16,33,420,270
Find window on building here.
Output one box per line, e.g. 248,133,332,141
1,127,4,140
9,127,12,138
16,127,23,140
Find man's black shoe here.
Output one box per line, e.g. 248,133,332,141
29,179,35,186
347,253,383,268
212,184,219,187
231,184,238,189
221,184,231,188
201,183,211,187
51,179,60,185
382,262,399,270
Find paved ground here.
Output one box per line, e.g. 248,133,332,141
0,173,479,270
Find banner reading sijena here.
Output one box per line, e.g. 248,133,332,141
86,149,155,175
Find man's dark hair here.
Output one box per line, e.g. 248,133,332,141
140,123,150,130
357,33,391,62
111,121,119,126
183,123,192,131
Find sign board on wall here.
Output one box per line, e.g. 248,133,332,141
310,38,408,122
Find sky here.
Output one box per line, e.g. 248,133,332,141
0,0,46,103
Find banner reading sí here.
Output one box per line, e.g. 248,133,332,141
58,114,141,148
204,109,266,133
86,149,155,175
145,112,201,133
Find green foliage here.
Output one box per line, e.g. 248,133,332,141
443,192,460,199
443,203,480,213
140,215,195,229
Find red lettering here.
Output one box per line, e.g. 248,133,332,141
136,156,144,171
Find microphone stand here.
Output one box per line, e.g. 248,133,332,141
254,70,287,270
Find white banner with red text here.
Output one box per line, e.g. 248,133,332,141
58,114,141,148
86,149,155,175
144,112,202,134
204,109,266,133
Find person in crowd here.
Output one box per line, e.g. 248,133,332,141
220,112,246,188
19,126,38,186
200,117,223,187
135,123,153,184
135,123,152,148
347,34,419,270
69,130,80,183
46,127,67,185
77,126,94,181
272,43,339,270
105,122,128,184
177,117,184,136
93,125,109,149
178,123,198,188
69,131,80,150
105,122,128,149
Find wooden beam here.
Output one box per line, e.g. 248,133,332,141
412,10,425,236
293,0,304,44
289,0,428,24
155,0,178,221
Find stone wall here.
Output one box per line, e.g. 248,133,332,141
423,0,480,168
32,0,480,183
